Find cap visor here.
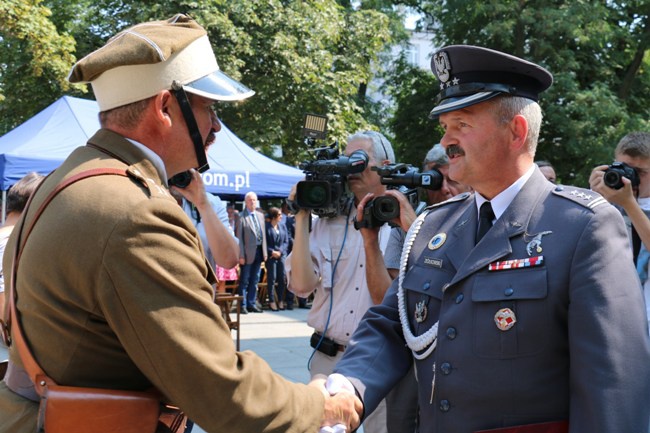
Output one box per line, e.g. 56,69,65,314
185,70,254,102
429,91,500,119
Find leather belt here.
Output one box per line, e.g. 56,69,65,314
311,332,346,354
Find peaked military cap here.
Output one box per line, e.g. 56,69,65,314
429,45,552,118
68,14,254,111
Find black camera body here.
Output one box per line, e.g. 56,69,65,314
356,164,444,229
604,161,640,190
168,170,192,188
295,147,369,218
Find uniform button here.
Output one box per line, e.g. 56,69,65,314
504,287,514,296
423,282,430,291
455,293,464,304
446,327,457,340
439,399,450,412
440,362,452,375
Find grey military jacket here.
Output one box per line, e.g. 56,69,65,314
336,169,650,433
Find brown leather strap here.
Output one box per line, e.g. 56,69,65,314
7,168,128,396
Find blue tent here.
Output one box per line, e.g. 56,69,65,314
0,96,303,199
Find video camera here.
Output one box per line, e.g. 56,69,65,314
289,114,369,218
356,163,443,230
603,161,639,190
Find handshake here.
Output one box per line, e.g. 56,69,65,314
310,373,363,433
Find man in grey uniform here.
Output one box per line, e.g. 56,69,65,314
332,45,650,433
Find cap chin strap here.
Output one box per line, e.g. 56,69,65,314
171,81,209,173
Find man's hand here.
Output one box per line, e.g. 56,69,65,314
384,189,417,232
309,375,363,432
170,169,209,210
589,164,637,208
356,190,417,236
356,193,380,241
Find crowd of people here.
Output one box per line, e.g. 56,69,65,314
0,12,648,433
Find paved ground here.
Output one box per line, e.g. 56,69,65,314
192,306,317,433
234,306,315,384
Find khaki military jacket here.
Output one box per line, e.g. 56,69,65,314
0,129,323,433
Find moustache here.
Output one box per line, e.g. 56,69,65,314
205,130,217,148
446,145,465,158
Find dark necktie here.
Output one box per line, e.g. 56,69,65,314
476,202,495,244
251,213,262,244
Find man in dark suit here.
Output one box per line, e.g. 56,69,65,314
237,191,267,313
329,45,650,433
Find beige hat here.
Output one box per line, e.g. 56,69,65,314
68,14,254,111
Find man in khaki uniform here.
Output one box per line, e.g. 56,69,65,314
0,14,361,433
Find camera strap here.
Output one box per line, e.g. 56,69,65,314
353,217,373,230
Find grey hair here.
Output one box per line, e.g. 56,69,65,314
423,143,448,169
347,130,395,164
490,96,543,155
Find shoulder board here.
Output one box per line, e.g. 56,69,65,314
126,166,172,199
424,191,472,211
551,184,607,211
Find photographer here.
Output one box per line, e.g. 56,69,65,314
286,130,394,433
380,144,472,283
589,131,650,330
589,132,650,259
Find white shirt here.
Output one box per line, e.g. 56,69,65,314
286,209,391,345
475,164,536,222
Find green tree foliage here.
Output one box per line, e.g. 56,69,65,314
383,56,441,167
3,0,396,166
392,0,650,185
0,0,80,133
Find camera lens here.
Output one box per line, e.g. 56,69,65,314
296,180,331,208
372,196,400,221
169,171,193,188
603,170,623,189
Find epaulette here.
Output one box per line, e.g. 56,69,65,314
424,191,472,211
126,166,172,199
550,184,607,211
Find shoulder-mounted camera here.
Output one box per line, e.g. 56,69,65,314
288,114,368,218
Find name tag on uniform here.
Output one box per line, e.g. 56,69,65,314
424,257,443,268
488,256,544,271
